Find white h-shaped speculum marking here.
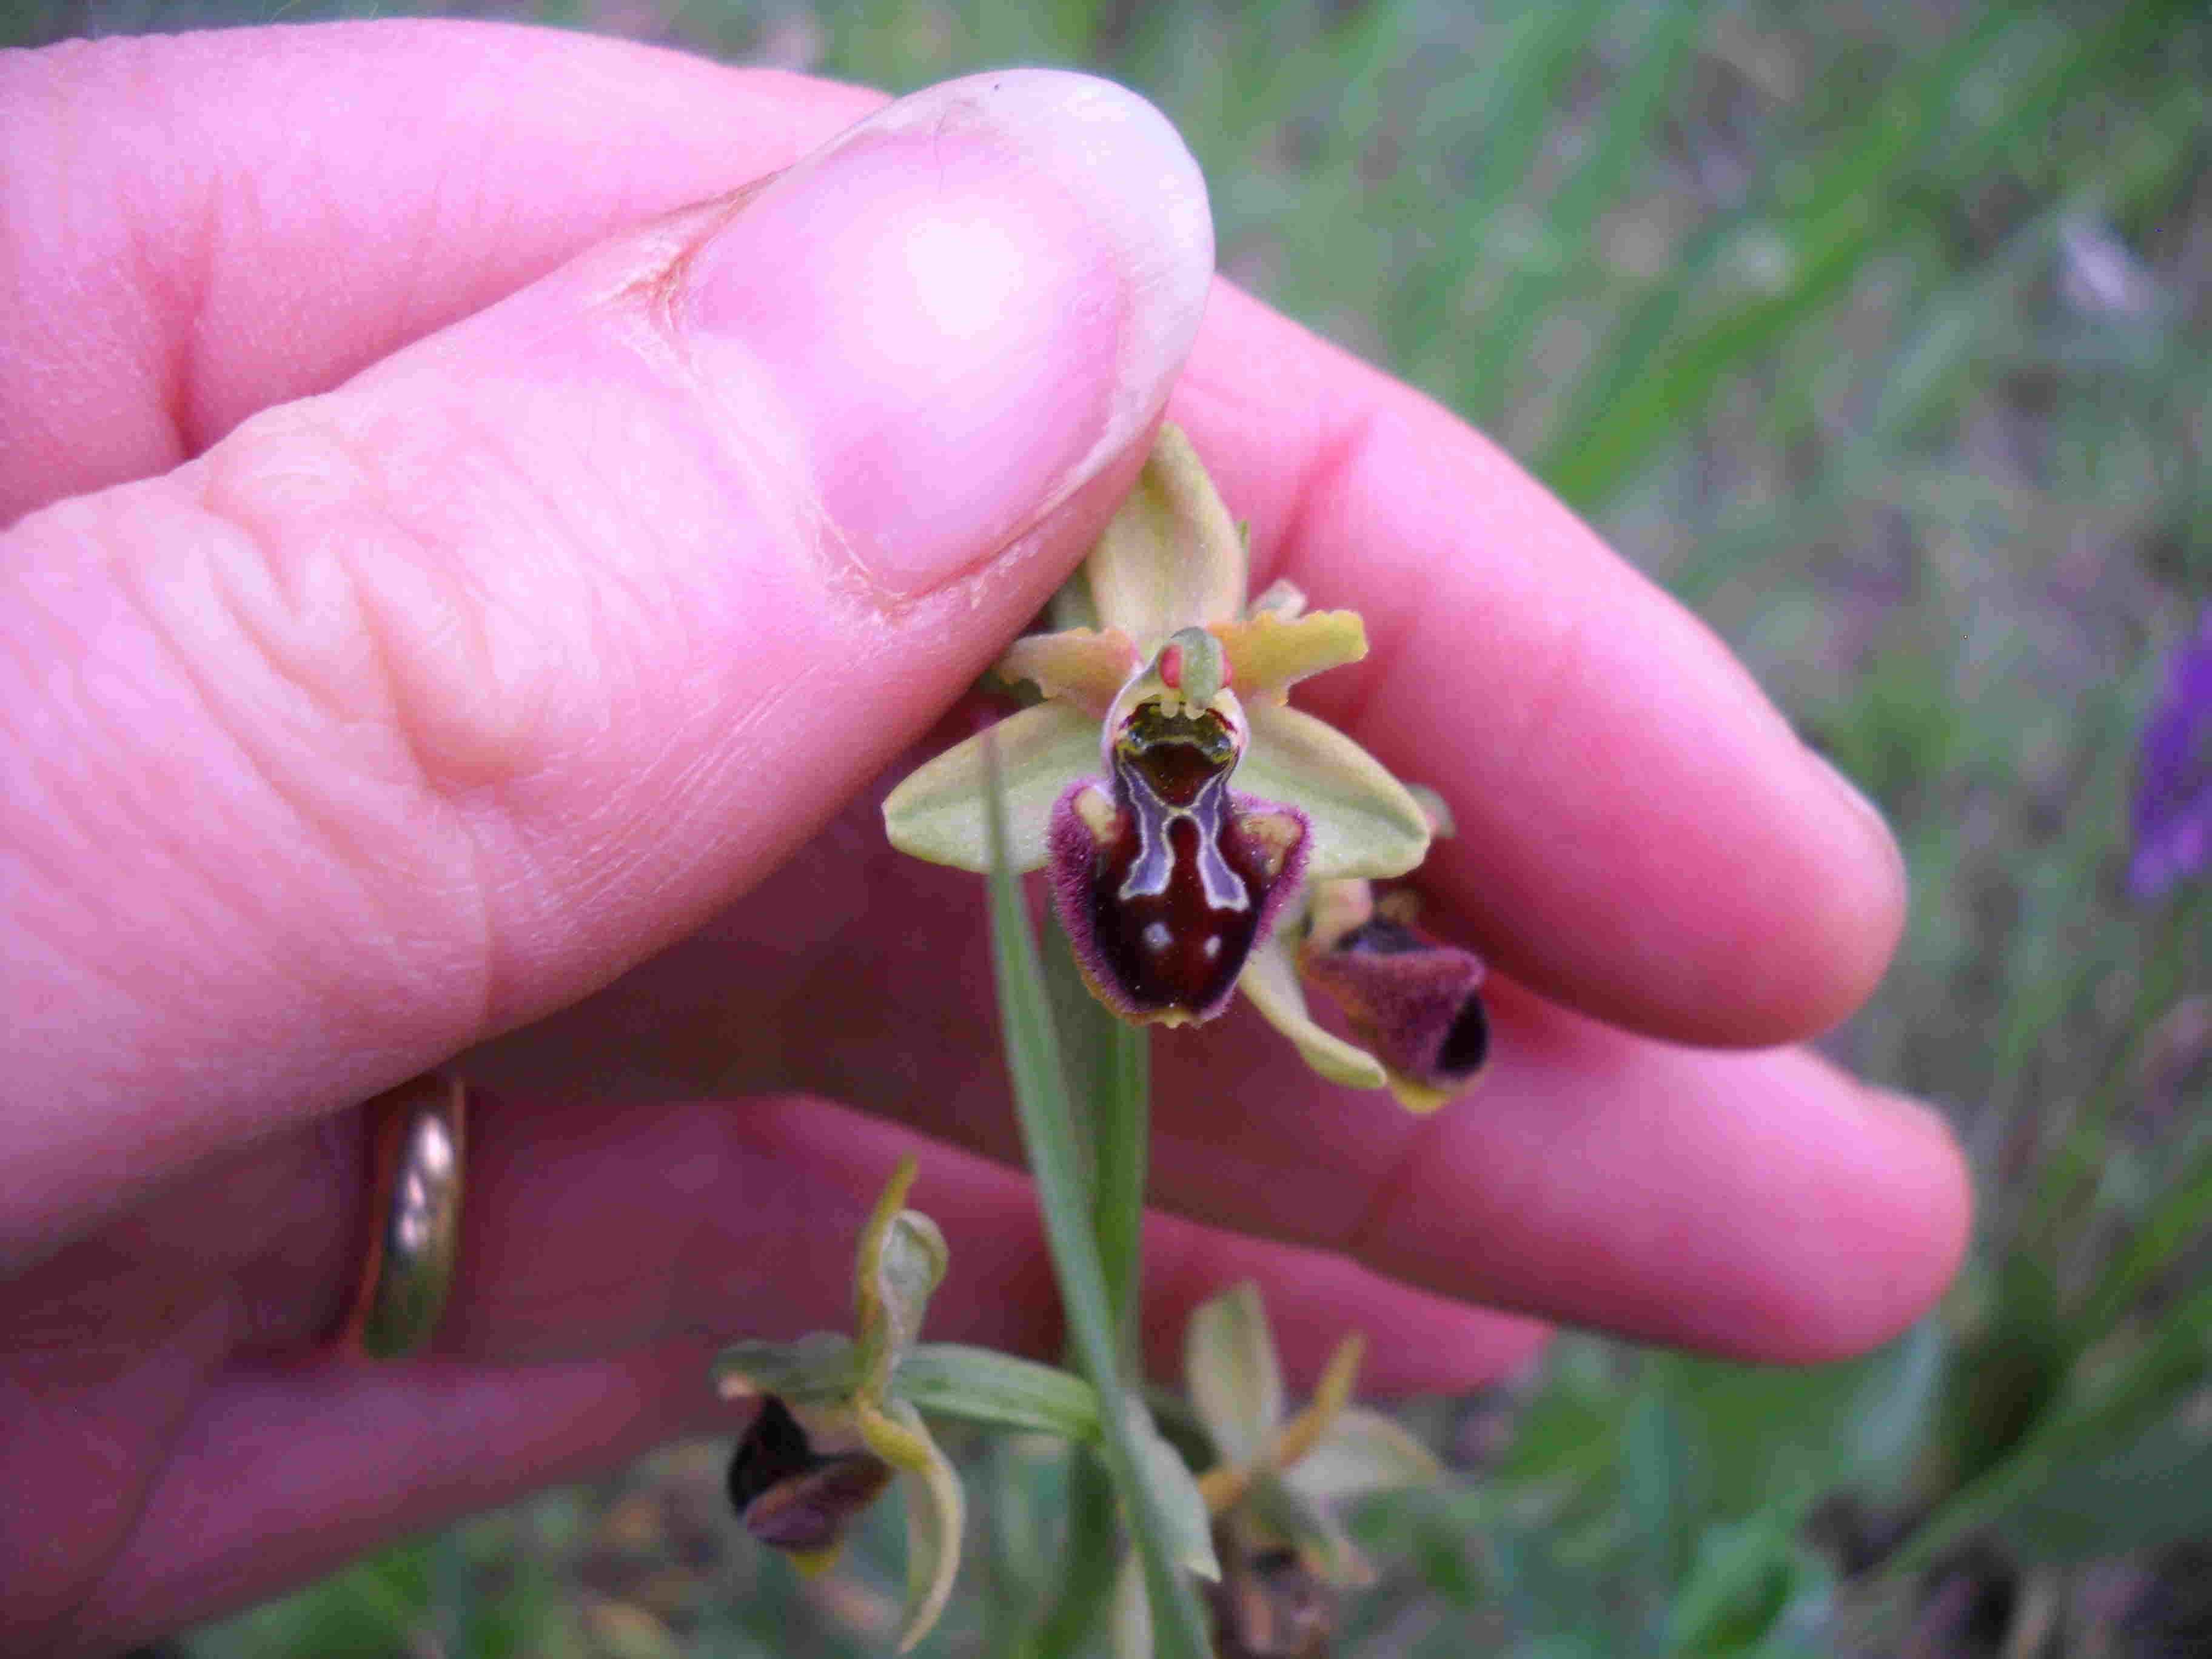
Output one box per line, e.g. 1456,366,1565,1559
1113,762,1252,913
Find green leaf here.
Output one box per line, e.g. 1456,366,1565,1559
1622,1383,1706,1587
981,737,1218,1657
882,699,1097,873
1993,1412,2212,1561
1083,423,1247,648
1185,1281,1285,1467
894,1344,1102,1444
1239,702,1430,880
1664,1518,1833,1657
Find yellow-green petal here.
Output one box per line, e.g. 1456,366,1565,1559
854,1158,948,1396
996,627,1142,716
1084,424,1246,647
1238,933,1387,1091
1238,703,1430,880
1212,608,1367,703
882,700,1098,873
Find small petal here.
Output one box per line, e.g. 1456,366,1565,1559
1287,1406,1443,1504
997,626,1143,716
1299,918,1489,1111
854,1157,949,1392
1084,423,1247,646
1211,608,1368,703
1270,1333,1364,1473
883,699,1099,873
1239,703,1430,880
1185,1281,1285,1469
1237,931,1387,1091
860,1396,967,1652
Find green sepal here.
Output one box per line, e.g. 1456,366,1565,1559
862,1395,966,1652
1239,702,1431,880
882,699,1098,873
1126,1395,1223,1583
1084,424,1247,648
1185,1281,1285,1468
712,1333,860,1407
1288,1404,1444,1503
1237,931,1388,1090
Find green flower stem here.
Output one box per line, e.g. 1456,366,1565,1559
1029,1452,1127,1657
983,739,1215,1659
1091,1016,1151,1369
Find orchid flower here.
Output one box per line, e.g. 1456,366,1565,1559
885,424,1487,1109
1113,1281,1441,1656
714,1158,965,1652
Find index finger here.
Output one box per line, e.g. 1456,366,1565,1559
1168,290,1906,1046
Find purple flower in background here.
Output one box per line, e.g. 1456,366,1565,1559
2130,606,2212,899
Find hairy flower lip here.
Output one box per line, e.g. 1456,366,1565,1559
1299,911,1489,1113
728,1395,894,1555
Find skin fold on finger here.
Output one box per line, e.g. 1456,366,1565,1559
466,783,1969,1366
0,21,886,520
0,1087,1540,1392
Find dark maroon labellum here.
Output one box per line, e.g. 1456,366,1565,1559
1301,917,1488,1089
727,1395,892,1554
1081,705,1288,1020
1210,1527,1338,1659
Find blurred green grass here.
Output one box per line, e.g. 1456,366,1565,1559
21,0,2208,1652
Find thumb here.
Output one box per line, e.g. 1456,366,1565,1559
0,69,1211,1257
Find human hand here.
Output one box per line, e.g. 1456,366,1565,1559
0,22,1969,1649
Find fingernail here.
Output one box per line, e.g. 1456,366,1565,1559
682,71,1213,597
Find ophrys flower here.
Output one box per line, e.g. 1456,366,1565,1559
885,426,1450,1070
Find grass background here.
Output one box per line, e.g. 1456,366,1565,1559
12,0,2209,1652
